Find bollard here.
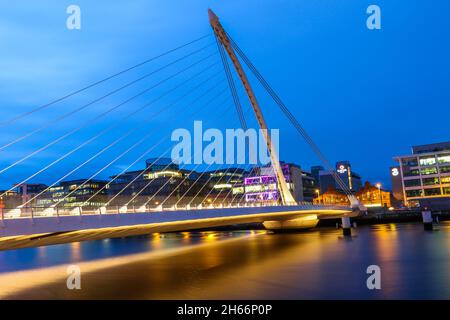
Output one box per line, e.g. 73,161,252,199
341,216,351,236
422,210,433,231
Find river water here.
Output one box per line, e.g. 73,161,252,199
1,222,450,299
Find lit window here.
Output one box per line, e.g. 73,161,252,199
419,156,436,166
438,154,450,164
441,176,450,184
421,167,438,175
422,177,439,186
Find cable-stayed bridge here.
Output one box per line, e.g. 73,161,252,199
0,10,363,249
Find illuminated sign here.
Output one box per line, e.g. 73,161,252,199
337,165,347,174
391,168,399,177
245,191,278,202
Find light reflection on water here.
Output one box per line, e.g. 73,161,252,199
0,230,260,273
2,222,450,299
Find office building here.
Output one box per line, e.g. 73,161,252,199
203,168,247,205
36,179,108,208
311,165,324,186
239,162,317,204
315,161,362,193
0,183,48,208
107,158,209,207
393,141,450,210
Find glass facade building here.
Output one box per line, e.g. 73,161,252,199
394,141,450,209
239,163,316,204
36,179,108,208
107,158,208,207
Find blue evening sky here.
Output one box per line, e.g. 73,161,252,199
0,0,449,190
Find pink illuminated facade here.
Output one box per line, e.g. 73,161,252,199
242,163,316,203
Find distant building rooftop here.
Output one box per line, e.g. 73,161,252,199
412,141,450,154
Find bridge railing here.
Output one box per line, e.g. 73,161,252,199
0,201,337,221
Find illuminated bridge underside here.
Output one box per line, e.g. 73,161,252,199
0,205,352,250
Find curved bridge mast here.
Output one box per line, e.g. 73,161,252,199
208,9,296,205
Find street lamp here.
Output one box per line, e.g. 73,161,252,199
376,183,382,208
315,189,320,204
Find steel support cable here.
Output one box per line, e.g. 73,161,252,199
194,41,253,207
145,100,237,206
107,89,230,207
193,143,252,207
230,164,253,205
193,163,243,207
54,134,164,209
22,127,145,208
227,35,353,197
107,90,230,205
172,162,221,207
20,67,223,208
0,54,219,177
111,150,173,207
170,90,248,208
0,34,212,127
222,48,290,204
137,97,238,208
187,39,250,207
214,164,248,206
115,91,230,207
216,34,289,205
0,67,221,201
229,172,248,205
0,43,215,153
174,159,226,207
216,45,284,205
172,92,250,206
187,95,253,207
229,38,352,196
125,94,233,208
228,165,249,205
172,162,217,207
230,164,256,205
57,77,225,209
52,75,226,208
107,89,231,206
189,162,232,207
215,35,247,130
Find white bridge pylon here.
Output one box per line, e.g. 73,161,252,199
209,9,297,205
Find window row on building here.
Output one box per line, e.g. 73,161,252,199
0,159,318,209
392,141,450,210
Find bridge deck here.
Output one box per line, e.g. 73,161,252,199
0,205,352,250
